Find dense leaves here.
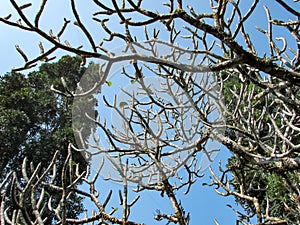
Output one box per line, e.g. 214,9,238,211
0,55,92,222
224,72,300,224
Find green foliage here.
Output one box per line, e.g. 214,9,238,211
0,55,94,222
228,156,300,224
107,80,113,86
223,72,300,224
227,157,268,215
266,173,300,222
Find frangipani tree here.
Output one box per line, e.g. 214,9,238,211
0,0,299,224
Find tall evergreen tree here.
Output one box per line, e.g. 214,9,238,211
0,55,94,223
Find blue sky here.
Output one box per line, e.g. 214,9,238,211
1,1,299,224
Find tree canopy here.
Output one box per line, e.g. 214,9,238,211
0,55,91,223
0,1,300,225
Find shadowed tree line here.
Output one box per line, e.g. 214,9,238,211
0,56,96,223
